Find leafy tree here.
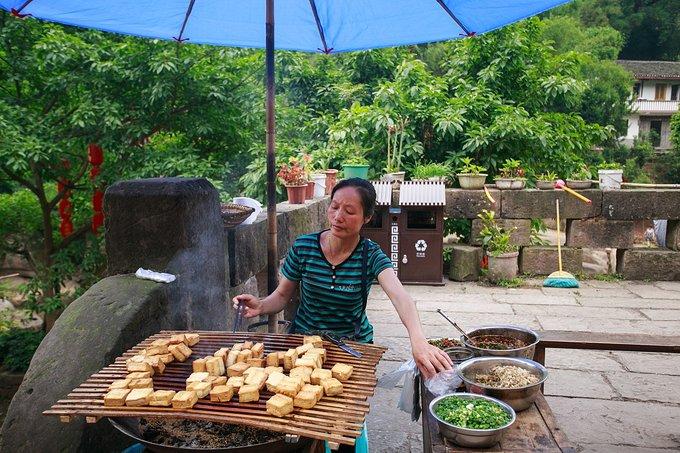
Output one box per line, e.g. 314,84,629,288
0,12,262,316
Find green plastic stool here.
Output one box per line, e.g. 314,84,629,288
324,422,368,453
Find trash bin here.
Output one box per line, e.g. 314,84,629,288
396,181,445,285
362,181,392,258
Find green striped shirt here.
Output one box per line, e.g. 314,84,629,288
281,232,394,343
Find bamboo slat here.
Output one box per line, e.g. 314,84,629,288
44,331,386,446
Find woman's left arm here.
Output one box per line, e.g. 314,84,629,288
377,268,453,379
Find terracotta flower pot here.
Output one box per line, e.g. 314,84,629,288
305,181,315,199
286,185,307,204
324,169,338,195
487,251,519,283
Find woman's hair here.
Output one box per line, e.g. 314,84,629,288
331,178,376,219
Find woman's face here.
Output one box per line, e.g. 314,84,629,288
327,187,370,240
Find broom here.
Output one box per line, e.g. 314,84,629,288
543,199,579,288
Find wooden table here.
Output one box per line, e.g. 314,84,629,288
422,330,680,452
420,380,575,453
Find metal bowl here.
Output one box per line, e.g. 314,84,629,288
429,393,516,448
443,347,474,364
461,325,539,359
457,357,548,411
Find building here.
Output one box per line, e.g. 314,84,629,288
617,60,680,151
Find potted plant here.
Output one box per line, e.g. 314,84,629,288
342,146,370,179
277,158,308,204
597,162,623,190
456,157,488,189
536,171,558,190
300,153,315,199
494,159,526,190
566,164,593,189
382,119,408,185
477,209,519,283
412,162,450,183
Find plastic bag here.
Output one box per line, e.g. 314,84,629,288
377,359,421,420
424,368,462,397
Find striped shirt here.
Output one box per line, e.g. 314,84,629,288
281,231,393,343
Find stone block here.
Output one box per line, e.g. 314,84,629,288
666,220,680,251
603,189,680,220
448,245,483,281
566,219,635,248
104,177,226,330
470,219,531,246
501,189,601,219
444,189,499,219
0,276,170,452
519,246,582,275
616,248,680,281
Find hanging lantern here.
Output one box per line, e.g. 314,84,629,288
89,144,105,235
88,144,104,166
92,190,104,212
59,219,73,237
91,211,104,233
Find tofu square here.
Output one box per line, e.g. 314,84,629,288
144,344,169,356
157,353,175,364
310,368,332,385
265,372,286,393
295,343,313,355
168,343,192,362
169,334,186,345
266,352,280,367
251,342,264,358
172,390,198,409
184,333,200,346
226,350,240,367
244,372,267,390
226,376,244,389
237,350,252,363
193,358,207,372
186,372,210,385
149,390,176,407
331,363,353,381
277,378,301,398
301,384,323,401
210,384,234,402
151,338,171,347
294,357,317,370
187,381,211,398
207,376,227,387
264,366,283,376
242,341,254,350
206,357,225,376
303,335,323,348
108,379,130,390
128,378,153,389
290,366,312,383
143,356,166,375
283,349,297,371
127,371,152,380
126,361,154,374
246,357,265,368
293,390,317,409
321,378,343,396
125,388,154,406
238,384,260,403
266,394,293,417
227,362,251,377
104,388,130,407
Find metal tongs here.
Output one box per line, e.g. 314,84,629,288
309,330,362,358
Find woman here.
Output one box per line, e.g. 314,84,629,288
232,177,452,378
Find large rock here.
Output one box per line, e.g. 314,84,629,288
470,219,531,246
0,276,170,452
616,248,680,281
448,245,483,281
519,246,582,275
501,189,601,219
566,219,635,248
104,177,226,330
666,220,680,251
603,190,680,220
445,189,499,219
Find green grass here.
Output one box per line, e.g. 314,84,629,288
592,273,623,282
496,277,524,288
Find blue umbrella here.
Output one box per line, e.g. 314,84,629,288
1,0,570,331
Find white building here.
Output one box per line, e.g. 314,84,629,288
617,60,680,151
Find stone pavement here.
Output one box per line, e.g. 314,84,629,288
365,279,680,453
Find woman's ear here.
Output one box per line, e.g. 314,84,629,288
364,215,373,225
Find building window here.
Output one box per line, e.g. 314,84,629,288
672,84,680,101
633,83,641,98
655,84,667,100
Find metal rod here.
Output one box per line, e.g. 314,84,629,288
436,309,472,343
265,0,278,334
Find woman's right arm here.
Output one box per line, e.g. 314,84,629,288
231,277,299,318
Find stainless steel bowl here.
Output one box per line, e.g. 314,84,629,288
461,325,539,359
457,357,548,411
429,393,516,448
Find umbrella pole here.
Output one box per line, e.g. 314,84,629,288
265,0,278,333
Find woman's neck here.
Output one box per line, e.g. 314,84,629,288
325,231,360,257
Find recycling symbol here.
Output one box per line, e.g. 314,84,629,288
415,239,428,252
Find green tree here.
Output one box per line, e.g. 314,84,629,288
0,12,262,315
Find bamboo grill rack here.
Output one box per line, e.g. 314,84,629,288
44,331,387,446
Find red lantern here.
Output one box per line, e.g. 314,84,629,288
89,166,101,179
60,220,73,237
58,198,72,217
92,190,104,212
91,211,104,233
88,144,104,166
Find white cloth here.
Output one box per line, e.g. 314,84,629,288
135,268,176,283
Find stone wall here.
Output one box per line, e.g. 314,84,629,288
0,178,329,452
440,189,680,281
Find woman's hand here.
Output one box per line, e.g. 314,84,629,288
231,294,263,318
411,338,453,379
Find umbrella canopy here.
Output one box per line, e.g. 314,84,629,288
1,0,571,333
1,0,569,52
